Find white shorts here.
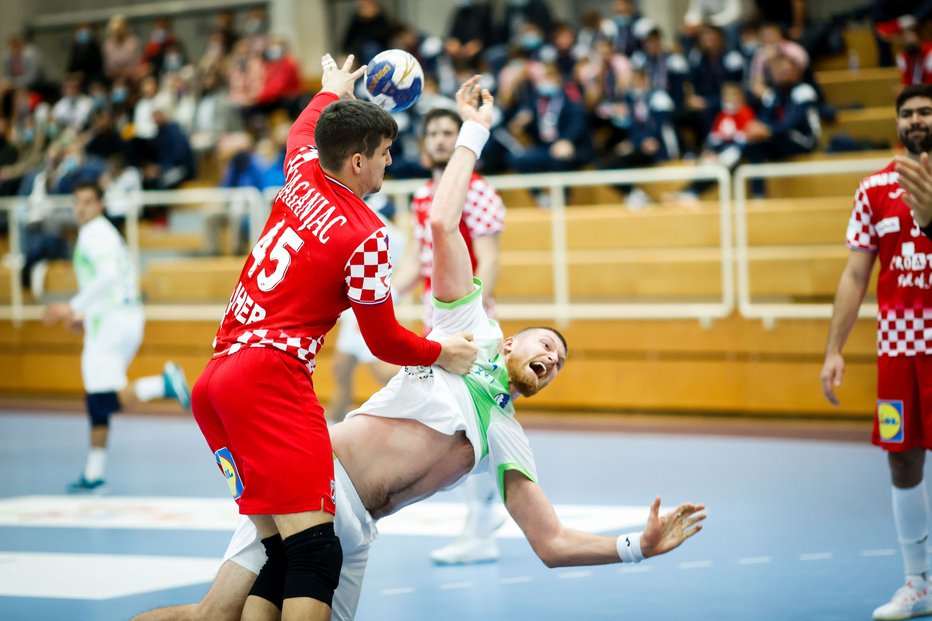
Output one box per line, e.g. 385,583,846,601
334,310,376,365
223,458,378,621
81,306,144,393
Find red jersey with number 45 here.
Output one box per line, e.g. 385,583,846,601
846,161,932,357
212,92,424,374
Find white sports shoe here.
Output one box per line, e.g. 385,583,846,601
873,578,932,620
430,535,500,566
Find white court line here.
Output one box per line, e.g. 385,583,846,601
800,552,834,561
618,565,653,574
738,556,772,565
501,576,533,584
439,582,473,590
558,570,592,579
381,587,416,596
861,549,896,557
678,560,713,570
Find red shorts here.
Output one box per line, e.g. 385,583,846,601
872,355,932,451
191,347,336,516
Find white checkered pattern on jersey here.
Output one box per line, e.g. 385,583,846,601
846,187,877,251
215,329,323,373
463,179,505,237
877,309,932,357
345,227,392,304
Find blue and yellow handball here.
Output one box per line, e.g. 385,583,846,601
364,49,424,112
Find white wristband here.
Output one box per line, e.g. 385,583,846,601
616,532,644,564
454,120,490,158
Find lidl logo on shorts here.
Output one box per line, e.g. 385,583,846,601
214,447,244,500
878,400,905,443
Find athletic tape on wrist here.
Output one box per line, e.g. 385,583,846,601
616,532,644,563
454,120,490,158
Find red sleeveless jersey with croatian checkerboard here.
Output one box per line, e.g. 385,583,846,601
212,133,392,374
846,161,932,357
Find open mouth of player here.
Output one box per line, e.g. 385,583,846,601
530,361,547,379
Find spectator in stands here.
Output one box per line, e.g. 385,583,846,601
188,69,239,154
539,21,579,81
66,23,104,89
253,37,302,117
446,0,495,72
100,151,142,226
213,9,240,55
682,0,745,51
143,99,195,191
678,24,745,155
163,69,197,135
143,16,181,77
103,15,142,84
668,81,756,203
600,68,679,209
158,41,188,78
748,22,809,99
198,31,229,77
744,53,821,196
573,10,611,61
507,61,591,197
605,0,643,57
0,118,18,195
897,24,932,86
341,0,396,64
50,74,95,133
84,109,126,162
108,78,133,126
749,0,808,42
242,6,269,55
226,39,264,119
483,0,553,73
0,114,46,197
2,34,45,92
578,37,634,153
630,25,689,109
129,74,164,166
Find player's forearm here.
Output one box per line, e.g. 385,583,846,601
825,270,869,355
70,264,120,315
353,297,441,366
429,147,477,236
286,91,339,155
532,527,624,568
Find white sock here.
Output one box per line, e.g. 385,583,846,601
84,448,107,482
463,474,502,538
893,482,930,579
134,375,166,402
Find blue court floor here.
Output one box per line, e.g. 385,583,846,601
0,410,917,621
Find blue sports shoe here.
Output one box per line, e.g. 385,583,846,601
66,476,106,494
163,361,192,411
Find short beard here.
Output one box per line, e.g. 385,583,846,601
900,128,932,156
505,356,539,397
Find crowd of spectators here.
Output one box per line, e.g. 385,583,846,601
0,0,926,254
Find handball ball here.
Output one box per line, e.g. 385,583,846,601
365,49,424,112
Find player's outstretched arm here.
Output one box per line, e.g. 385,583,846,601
502,470,705,568
896,153,932,233
287,53,366,156
430,76,494,304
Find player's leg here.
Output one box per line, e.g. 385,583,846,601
68,391,121,493
872,356,932,620
271,511,341,621
430,472,506,565
130,560,256,621
241,515,286,621
121,362,192,411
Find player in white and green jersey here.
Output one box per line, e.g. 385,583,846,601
42,180,191,494
133,77,706,621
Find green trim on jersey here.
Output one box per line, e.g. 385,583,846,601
73,248,96,283
497,461,536,503
432,277,482,310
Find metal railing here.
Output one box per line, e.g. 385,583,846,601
732,158,889,325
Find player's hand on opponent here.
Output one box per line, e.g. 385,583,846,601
639,496,706,559
320,53,366,100
896,153,932,228
435,332,478,375
455,75,494,130
820,351,845,406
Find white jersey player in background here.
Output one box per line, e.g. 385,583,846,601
43,180,191,494
133,75,705,621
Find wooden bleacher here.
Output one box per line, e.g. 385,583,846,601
0,196,880,417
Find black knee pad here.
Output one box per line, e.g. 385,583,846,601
85,392,121,427
248,534,287,609
282,522,342,607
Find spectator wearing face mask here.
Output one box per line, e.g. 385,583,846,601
604,0,644,57
51,74,95,133
252,37,302,119
143,16,180,77
67,23,104,88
